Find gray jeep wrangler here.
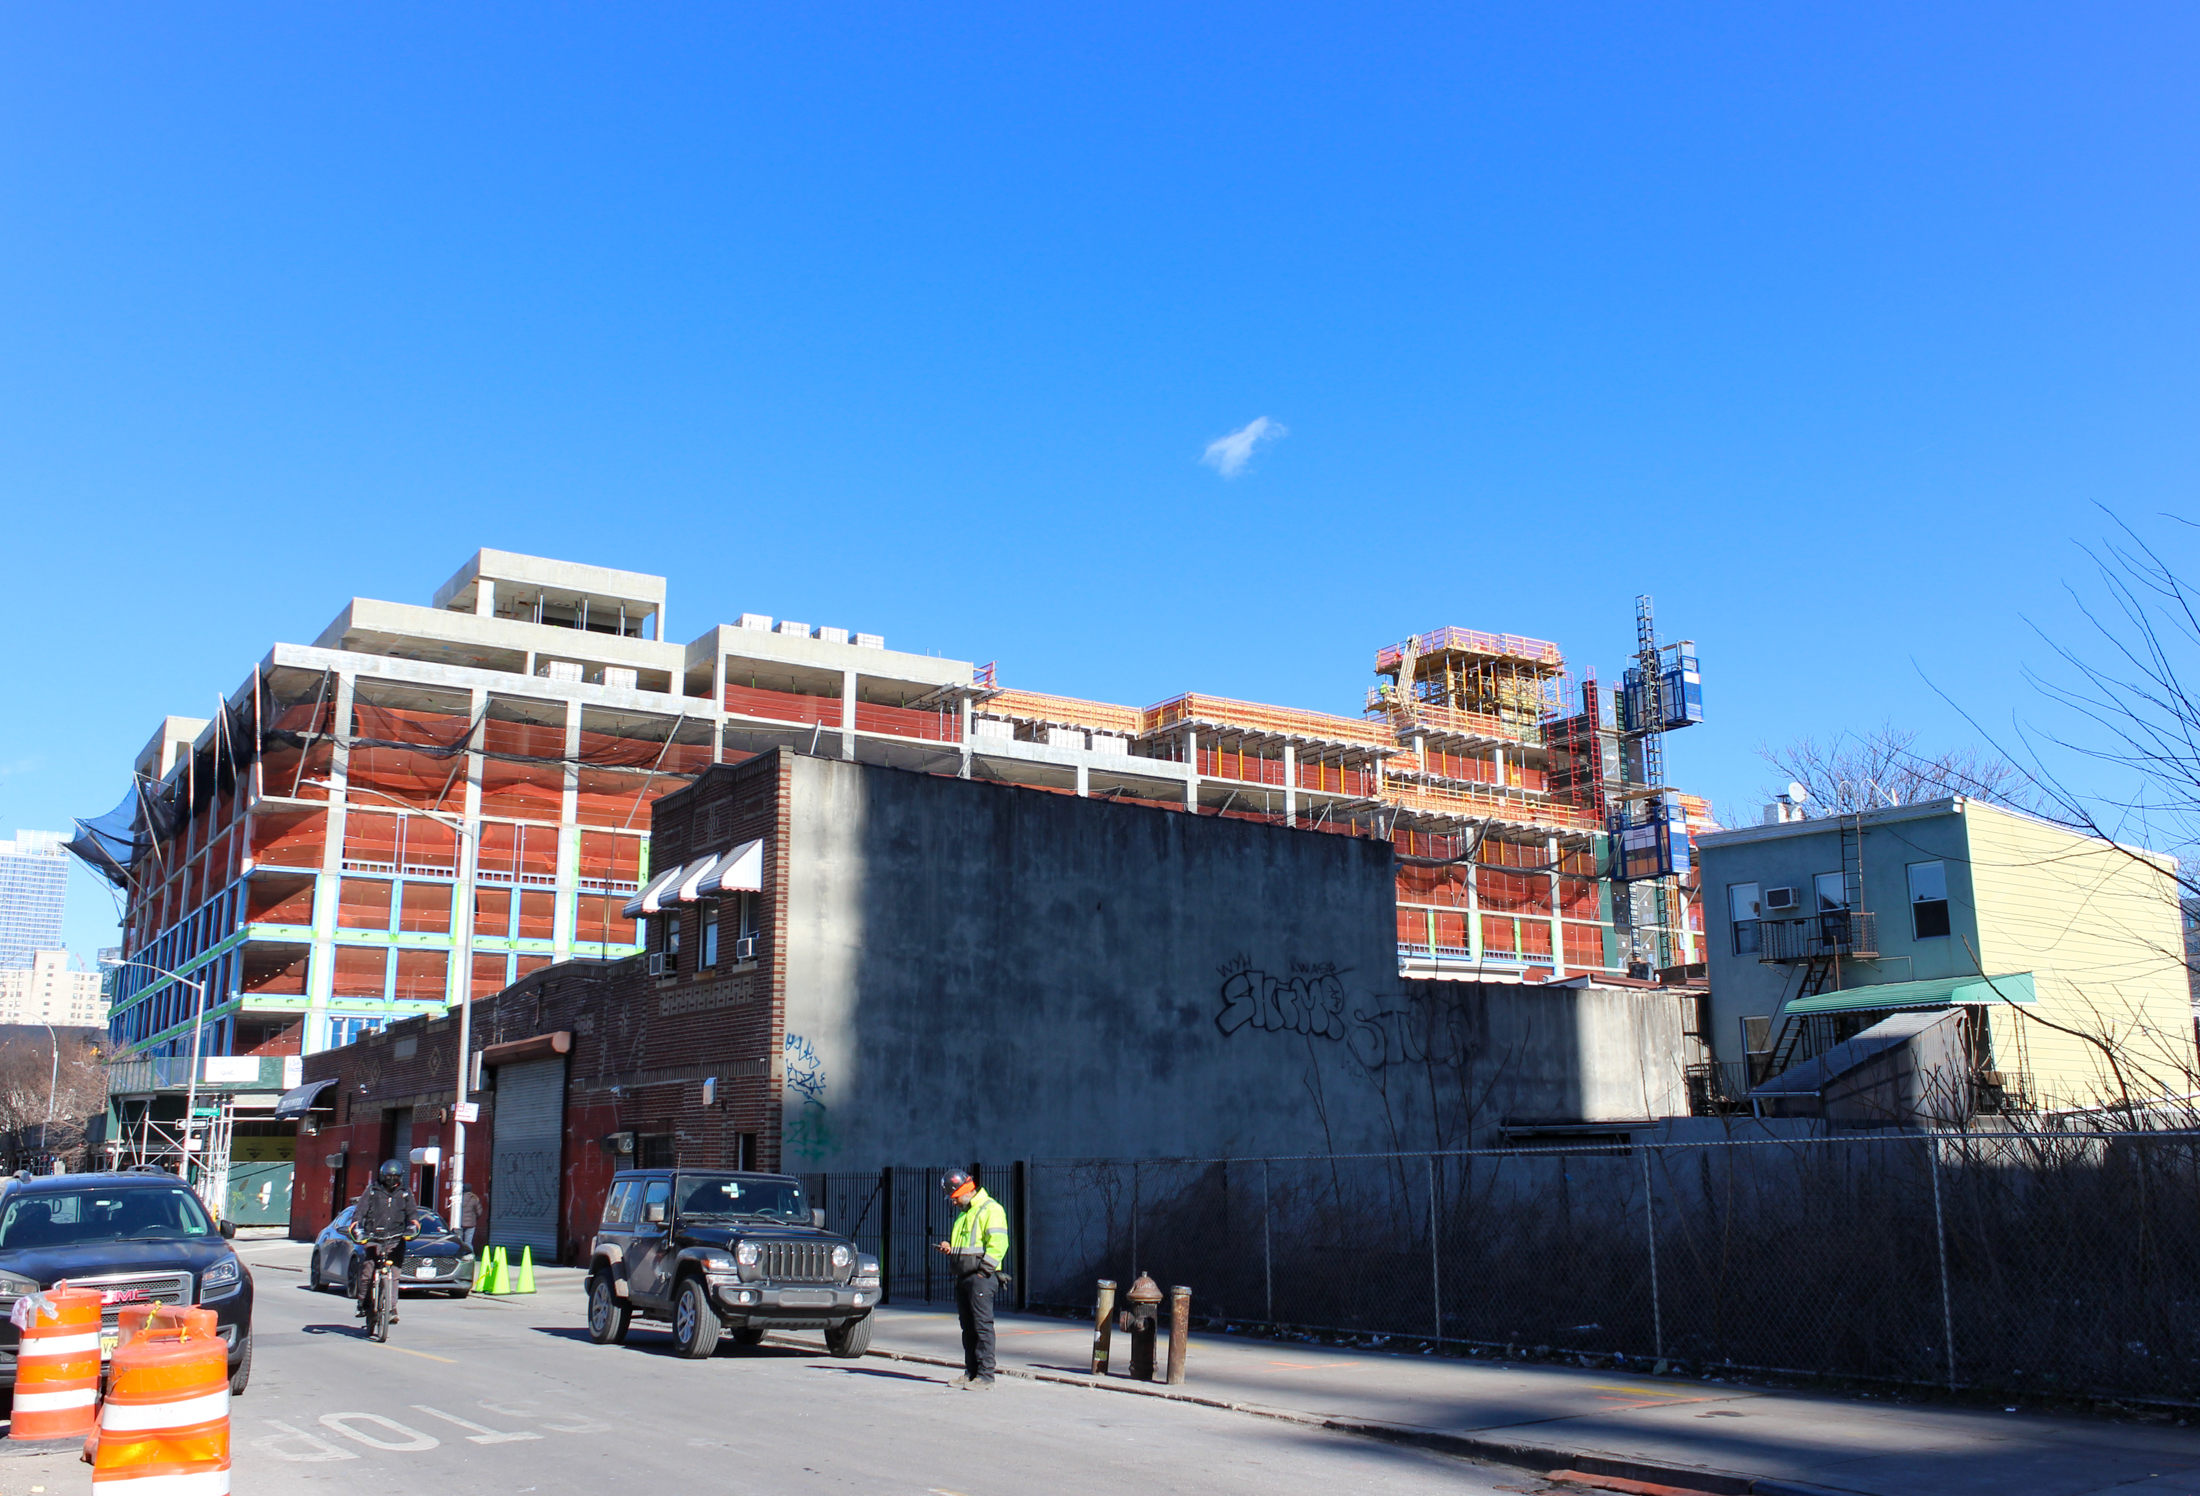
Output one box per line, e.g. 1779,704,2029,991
586,1169,879,1359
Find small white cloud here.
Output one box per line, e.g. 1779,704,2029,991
1200,416,1286,479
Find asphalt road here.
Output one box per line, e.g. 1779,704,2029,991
109,1240,1533,1496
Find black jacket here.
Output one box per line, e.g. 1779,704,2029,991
351,1180,423,1242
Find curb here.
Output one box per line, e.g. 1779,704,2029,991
801,1337,1878,1496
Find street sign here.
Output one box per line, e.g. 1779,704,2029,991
190,1107,220,1118
453,1102,479,1124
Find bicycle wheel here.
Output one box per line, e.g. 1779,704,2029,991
371,1267,393,1343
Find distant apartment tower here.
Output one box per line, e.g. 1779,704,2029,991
0,831,69,970
0,950,108,1027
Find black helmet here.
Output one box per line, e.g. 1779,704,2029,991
941,1170,974,1200
378,1159,406,1190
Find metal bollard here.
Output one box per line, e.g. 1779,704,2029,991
1090,1280,1117,1375
1122,1273,1162,1382
1166,1285,1192,1385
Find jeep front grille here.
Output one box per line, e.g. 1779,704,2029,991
758,1242,837,1283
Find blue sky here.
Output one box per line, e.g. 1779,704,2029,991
5,4,2197,961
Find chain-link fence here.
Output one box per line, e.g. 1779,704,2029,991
1024,1132,2200,1402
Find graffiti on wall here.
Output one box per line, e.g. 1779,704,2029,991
1214,955,1463,1072
782,1033,835,1163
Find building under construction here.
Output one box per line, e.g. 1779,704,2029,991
72,549,1713,1077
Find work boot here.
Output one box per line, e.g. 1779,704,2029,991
948,1374,975,1389
973,1375,995,1389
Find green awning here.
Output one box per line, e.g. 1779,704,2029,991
1783,972,2035,1016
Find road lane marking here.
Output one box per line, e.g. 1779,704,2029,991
385,1345,459,1364
319,1412,440,1451
413,1405,543,1443
478,1397,611,1433
251,1420,359,1463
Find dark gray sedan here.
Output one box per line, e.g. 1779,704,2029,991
310,1205,475,1298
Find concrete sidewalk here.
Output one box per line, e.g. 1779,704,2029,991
797,1305,2200,1496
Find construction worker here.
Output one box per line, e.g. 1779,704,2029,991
933,1169,1009,1389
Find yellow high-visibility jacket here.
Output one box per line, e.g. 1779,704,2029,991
950,1188,1010,1268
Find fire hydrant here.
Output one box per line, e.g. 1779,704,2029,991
1094,1274,1192,1383
1121,1273,1163,1380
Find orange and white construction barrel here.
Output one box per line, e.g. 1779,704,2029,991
9,1284,103,1440
85,1307,229,1495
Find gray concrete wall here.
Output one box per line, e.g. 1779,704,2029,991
778,756,1690,1168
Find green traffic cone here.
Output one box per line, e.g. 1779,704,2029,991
471,1251,488,1290
487,1245,509,1294
515,1245,536,1294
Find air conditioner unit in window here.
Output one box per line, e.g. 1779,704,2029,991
1764,886,1800,912
648,952,669,976
733,935,759,961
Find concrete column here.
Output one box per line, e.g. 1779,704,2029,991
711,641,728,757
1282,743,1296,826
840,670,857,761
1415,734,1427,769
555,700,581,964
1466,858,1483,965
455,687,488,1009
305,671,355,1052
1547,835,1565,978
1493,745,1506,787
474,579,495,618
959,698,972,779
1076,762,1090,797
1184,729,1198,811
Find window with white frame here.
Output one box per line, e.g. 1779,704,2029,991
1908,860,1950,939
1728,882,1761,955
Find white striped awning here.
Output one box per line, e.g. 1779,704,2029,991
673,840,765,902
622,863,688,918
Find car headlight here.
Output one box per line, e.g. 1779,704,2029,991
734,1241,760,1267
830,1245,853,1271
0,1271,38,1299
199,1257,243,1301
853,1253,881,1282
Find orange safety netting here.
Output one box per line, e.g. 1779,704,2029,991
477,823,558,882
329,945,387,998
241,947,307,996
393,948,447,1001
572,893,638,950
336,879,394,930
398,882,453,933
723,683,841,728
250,809,326,869
578,830,643,888
245,878,313,926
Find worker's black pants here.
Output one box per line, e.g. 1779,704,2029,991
956,1271,997,1378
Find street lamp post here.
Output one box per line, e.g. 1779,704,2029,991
305,780,477,1228
99,957,211,1178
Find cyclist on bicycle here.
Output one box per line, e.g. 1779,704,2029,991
349,1159,423,1324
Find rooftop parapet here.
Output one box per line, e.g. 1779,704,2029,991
433,549,669,639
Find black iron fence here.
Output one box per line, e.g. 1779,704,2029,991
1018,1132,2200,1403
800,1163,1026,1307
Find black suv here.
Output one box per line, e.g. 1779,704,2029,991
0,1171,254,1394
586,1169,878,1359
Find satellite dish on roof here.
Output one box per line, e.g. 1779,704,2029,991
1785,781,1809,804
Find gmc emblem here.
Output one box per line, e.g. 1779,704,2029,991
99,1289,149,1306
